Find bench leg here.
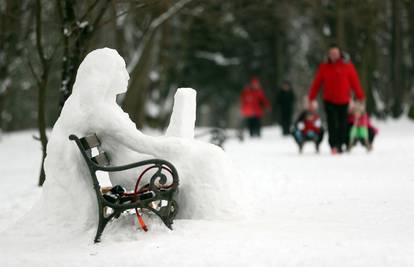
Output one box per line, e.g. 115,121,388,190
149,199,178,230
95,206,121,243
95,213,109,243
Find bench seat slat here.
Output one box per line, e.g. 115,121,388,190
80,134,101,149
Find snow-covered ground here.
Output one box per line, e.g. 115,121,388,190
1,120,414,266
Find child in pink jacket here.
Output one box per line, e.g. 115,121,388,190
348,102,377,151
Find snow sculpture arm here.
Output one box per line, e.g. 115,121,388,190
99,105,164,157
104,87,197,156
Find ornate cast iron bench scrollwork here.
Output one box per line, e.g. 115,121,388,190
69,134,179,243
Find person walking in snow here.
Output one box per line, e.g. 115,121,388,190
276,81,296,136
307,44,365,154
240,76,271,137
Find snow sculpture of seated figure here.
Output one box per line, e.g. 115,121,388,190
41,48,240,230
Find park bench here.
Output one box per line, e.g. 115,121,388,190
195,127,227,148
69,134,179,243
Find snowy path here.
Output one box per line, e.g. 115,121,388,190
1,120,414,266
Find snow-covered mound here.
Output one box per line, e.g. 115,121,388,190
31,48,241,237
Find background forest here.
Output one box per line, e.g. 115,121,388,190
1,0,414,135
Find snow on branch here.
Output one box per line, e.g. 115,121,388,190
127,0,194,73
0,78,11,95
195,51,240,66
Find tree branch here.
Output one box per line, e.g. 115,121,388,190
35,0,47,67
127,0,195,73
28,59,41,87
92,0,111,30
98,2,152,28
80,0,100,22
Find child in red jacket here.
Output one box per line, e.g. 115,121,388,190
240,76,271,137
292,101,324,153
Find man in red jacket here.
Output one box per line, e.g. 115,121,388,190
240,76,271,137
308,44,365,154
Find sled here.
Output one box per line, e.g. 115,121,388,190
292,128,325,153
69,134,179,243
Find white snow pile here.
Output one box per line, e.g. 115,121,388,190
23,48,243,239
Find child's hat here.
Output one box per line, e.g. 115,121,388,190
354,101,366,112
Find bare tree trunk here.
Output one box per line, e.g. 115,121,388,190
0,9,6,134
110,0,127,57
335,0,345,47
0,0,21,133
406,0,414,119
123,35,156,128
37,69,49,186
123,0,194,128
34,0,50,186
355,3,379,115
274,30,286,88
0,66,10,135
56,0,76,107
390,0,403,117
360,36,377,114
157,0,173,127
57,0,111,109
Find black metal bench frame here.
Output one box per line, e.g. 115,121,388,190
195,127,227,148
69,134,179,243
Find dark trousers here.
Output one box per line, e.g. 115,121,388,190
324,101,348,151
280,111,293,135
246,117,261,137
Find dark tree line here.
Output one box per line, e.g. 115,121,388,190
0,0,414,185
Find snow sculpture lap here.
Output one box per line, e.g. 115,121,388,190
41,48,240,232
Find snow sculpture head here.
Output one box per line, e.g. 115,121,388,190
72,48,130,102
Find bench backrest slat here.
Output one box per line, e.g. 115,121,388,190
79,134,110,167
80,134,101,149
